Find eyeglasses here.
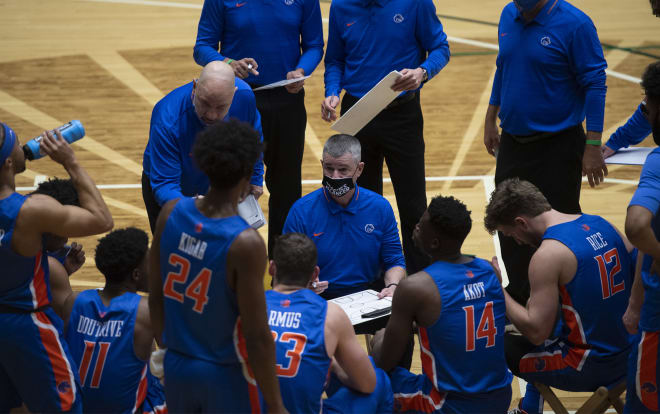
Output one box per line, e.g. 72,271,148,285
641,100,650,119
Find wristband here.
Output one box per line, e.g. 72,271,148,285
386,283,398,288
586,139,601,146
226,58,234,65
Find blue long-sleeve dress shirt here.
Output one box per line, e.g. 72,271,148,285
193,0,324,86
605,103,653,152
324,0,450,98
283,186,406,296
143,79,264,207
489,0,607,135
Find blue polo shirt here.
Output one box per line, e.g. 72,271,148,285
324,0,450,98
605,103,652,152
193,0,324,86
489,0,607,135
143,79,264,206
283,186,406,296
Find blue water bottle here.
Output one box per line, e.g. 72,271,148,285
23,120,85,160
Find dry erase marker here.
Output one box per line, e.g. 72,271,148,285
361,307,392,319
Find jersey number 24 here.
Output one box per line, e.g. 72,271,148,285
163,253,212,313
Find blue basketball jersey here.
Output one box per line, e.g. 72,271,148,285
64,290,150,413
265,289,331,414
420,257,512,394
160,197,250,364
0,193,51,311
543,214,633,369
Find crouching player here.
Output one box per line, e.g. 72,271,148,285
61,228,166,413
372,196,512,413
267,233,393,413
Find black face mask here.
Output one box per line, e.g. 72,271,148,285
322,175,355,197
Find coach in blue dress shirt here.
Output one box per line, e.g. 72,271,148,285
142,62,264,231
483,0,609,305
321,0,450,276
283,134,406,300
194,0,324,257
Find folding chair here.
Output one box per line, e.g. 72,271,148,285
534,380,626,414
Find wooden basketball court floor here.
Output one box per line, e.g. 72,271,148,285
0,0,657,411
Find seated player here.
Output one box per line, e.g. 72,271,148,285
267,233,393,413
60,228,166,413
31,178,86,318
484,178,635,414
372,195,513,413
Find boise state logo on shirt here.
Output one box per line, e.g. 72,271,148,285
393,13,404,23
365,224,375,233
642,382,657,394
540,36,551,46
284,0,294,4
57,380,72,394
534,357,546,371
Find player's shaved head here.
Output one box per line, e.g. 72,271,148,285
193,61,237,125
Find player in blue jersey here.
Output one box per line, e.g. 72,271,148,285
484,178,635,414
56,228,166,414
0,124,113,412
30,179,87,318
266,233,393,413
372,195,513,413
148,119,286,413
621,62,660,413
142,61,264,232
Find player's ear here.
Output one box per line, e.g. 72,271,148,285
312,266,320,281
268,260,276,277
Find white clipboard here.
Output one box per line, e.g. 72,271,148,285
237,194,266,229
331,71,403,136
252,75,312,91
605,147,654,165
329,289,392,326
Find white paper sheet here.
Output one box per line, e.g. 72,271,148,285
330,289,392,326
605,147,654,165
331,71,403,136
237,194,266,229
252,75,312,91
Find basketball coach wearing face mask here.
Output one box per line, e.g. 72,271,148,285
282,134,406,300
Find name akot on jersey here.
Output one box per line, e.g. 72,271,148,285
76,315,124,338
268,310,302,329
178,232,207,260
463,282,486,301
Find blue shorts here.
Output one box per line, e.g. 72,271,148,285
324,357,394,414
389,367,511,414
0,308,82,413
141,370,167,414
164,349,261,413
516,339,628,414
625,331,660,413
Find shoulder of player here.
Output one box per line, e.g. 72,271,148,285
325,301,352,335
136,296,152,328
395,271,436,304
531,239,574,277
18,193,63,225
229,227,266,258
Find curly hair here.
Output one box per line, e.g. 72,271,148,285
427,195,472,243
32,178,79,206
193,119,262,190
484,178,551,235
273,233,317,287
95,227,149,284
642,61,660,102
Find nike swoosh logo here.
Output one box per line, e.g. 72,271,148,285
313,232,324,237
500,32,508,37
236,2,247,7
346,21,356,27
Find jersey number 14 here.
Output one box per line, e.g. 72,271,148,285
463,302,497,352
